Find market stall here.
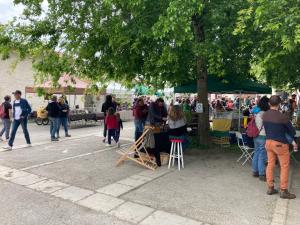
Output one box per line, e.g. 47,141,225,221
25,74,90,109
173,76,272,145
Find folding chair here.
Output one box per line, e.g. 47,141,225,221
116,128,158,171
235,132,254,165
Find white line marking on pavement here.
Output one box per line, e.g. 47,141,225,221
19,143,132,171
0,132,101,152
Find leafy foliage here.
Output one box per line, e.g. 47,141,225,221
0,0,252,88
235,0,300,89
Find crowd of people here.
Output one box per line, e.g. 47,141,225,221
45,95,71,141
131,97,188,141
0,90,32,150
0,90,72,150
1,90,299,199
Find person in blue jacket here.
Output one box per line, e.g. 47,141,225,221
3,90,32,150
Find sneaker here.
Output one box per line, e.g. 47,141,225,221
2,146,12,151
105,143,112,147
65,134,71,137
51,138,59,142
267,187,279,195
259,176,266,182
280,190,296,199
117,142,121,148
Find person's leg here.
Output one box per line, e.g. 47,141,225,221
55,118,60,138
8,120,21,147
252,137,259,176
275,144,290,190
103,123,107,138
265,140,277,189
20,118,31,144
49,117,53,138
5,119,12,140
0,119,5,137
57,118,61,137
62,117,69,136
134,119,143,141
275,142,295,198
114,129,119,143
107,129,112,145
49,117,56,140
257,138,267,176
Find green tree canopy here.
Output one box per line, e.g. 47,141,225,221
0,0,255,144
235,0,300,90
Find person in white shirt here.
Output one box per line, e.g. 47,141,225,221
3,90,32,150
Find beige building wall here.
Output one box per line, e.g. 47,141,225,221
0,53,84,110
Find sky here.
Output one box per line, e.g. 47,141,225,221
0,0,23,23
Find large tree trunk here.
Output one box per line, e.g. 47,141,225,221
193,14,210,146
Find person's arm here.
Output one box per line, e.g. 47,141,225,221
285,121,296,140
149,105,162,120
26,100,32,115
255,113,263,130
8,105,12,120
120,120,123,129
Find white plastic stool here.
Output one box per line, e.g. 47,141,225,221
168,139,184,170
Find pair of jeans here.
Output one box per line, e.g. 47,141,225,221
134,119,145,141
107,129,118,144
8,118,31,147
49,117,60,139
252,136,267,176
57,117,69,136
265,140,290,190
0,118,11,140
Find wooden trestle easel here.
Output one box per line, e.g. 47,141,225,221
116,128,158,170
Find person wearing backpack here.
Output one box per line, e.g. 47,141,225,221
3,90,32,150
0,95,12,141
251,96,270,182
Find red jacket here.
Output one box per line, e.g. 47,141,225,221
105,115,118,129
133,105,148,120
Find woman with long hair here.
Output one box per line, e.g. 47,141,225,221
252,96,270,181
168,105,187,137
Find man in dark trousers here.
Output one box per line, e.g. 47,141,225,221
3,90,32,150
263,95,297,199
46,95,61,141
0,95,12,141
101,95,117,143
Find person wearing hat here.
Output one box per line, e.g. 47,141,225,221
3,90,32,150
